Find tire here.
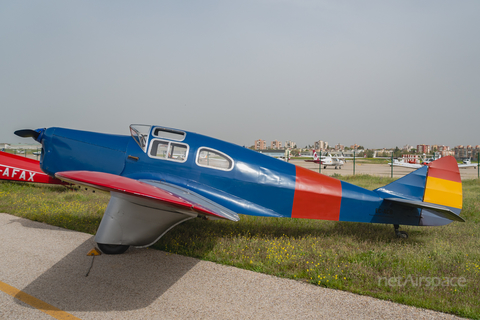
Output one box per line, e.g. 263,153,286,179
395,231,408,239
97,243,130,255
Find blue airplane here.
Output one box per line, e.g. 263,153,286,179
12,125,464,254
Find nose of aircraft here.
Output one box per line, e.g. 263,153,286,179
14,128,45,142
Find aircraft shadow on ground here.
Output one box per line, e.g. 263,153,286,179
15,238,199,312
14,214,426,312
157,217,425,249
8,216,75,232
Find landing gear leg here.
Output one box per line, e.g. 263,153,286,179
394,224,408,238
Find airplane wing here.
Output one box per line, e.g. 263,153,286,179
390,160,476,169
388,162,422,169
458,163,477,168
0,151,64,184
55,171,239,222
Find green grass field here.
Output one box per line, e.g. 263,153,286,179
1,176,479,319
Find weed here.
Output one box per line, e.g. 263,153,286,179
1,177,479,318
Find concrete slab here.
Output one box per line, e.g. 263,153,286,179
0,213,464,319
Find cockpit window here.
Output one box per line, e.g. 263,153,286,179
152,127,185,141
196,148,234,171
130,124,151,152
149,139,188,162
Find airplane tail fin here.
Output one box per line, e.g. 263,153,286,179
375,156,463,226
312,150,318,161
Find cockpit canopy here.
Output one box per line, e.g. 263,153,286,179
130,124,151,152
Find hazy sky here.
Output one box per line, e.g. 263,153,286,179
1,1,479,149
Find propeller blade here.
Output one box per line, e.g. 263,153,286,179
14,129,40,140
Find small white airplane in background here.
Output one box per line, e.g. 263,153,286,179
304,150,344,169
389,158,423,169
459,158,477,169
389,157,477,169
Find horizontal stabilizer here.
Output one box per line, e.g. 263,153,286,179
384,198,465,222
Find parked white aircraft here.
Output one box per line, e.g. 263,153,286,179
389,157,477,169
459,158,477,169
304,150,344,169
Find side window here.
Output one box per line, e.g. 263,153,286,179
196,148,234,171
170,143,188,161
150,140,169,159
149,139,188,162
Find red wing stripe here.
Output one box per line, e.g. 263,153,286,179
55,171,227,219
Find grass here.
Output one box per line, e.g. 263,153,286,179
0,183,108,234
1,176,479,319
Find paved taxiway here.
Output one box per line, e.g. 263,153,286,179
0,213,464,319
293,160,479,180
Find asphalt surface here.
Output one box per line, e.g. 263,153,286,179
0,213,466,320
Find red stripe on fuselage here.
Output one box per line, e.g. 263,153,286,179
291,166,342,220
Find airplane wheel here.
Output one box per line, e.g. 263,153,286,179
324,166,327,169
335,166,338,169
97,243,130,255
395,231,408,239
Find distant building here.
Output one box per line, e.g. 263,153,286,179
402,144,414,152
271,140,282,150
334,143,344,151
254,139,266,150
284,140,296,149
314,140,328,151
454,145,480,160
440,150,455,157
417,144,431,154
373,148,394,157
436,145,454,157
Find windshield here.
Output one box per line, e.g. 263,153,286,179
130,124,151,152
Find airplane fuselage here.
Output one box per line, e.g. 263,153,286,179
37,125,418,225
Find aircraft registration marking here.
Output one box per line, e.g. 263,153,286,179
0,280,80,320
0,165,37,181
